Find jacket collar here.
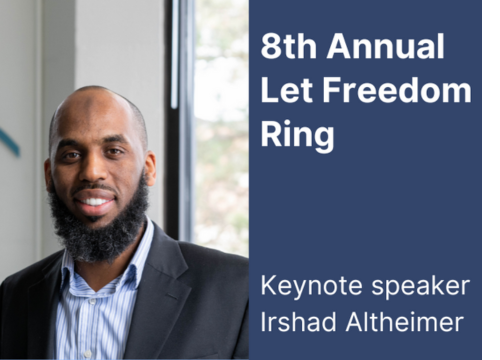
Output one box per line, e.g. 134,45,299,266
123,222,191,359
27,251,64,359
144,221,189,279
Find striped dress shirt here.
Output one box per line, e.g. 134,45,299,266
55,216,154,360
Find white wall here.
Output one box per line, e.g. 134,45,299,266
0,0,165,281
41,0,77,257
0,0,39,280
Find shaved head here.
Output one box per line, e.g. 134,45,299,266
49,86,147,155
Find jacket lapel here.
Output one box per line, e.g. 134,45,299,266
124,223,191,359
27,253,63,359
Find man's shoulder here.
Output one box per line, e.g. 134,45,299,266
175,240,249,300
2,250,64,289
150,222,248,283
178,240,248,278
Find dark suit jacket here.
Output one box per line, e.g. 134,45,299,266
0,222,249,359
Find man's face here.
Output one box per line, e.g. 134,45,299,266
44,89,156,230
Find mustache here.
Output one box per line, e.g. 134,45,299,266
70,183,117,197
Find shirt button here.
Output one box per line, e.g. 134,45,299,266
84,350,92,358
89,298,96,305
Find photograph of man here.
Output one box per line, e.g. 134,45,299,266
0,86,249,359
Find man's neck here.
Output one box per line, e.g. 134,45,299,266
74,222,146,292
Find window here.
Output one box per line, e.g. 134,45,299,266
194,0,248,256
166,0,248,257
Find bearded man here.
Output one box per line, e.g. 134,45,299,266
0,86,248,359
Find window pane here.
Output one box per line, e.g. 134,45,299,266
194,0,248,257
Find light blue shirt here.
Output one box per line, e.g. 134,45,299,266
55,217,154,360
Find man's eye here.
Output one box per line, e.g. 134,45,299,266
108,149,122,155
64,152,80,159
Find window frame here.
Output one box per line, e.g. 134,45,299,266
164,0,195,242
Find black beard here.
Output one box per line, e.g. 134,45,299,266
48,174,149,263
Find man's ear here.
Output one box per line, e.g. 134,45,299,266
144,151,157,186
44,158,53,192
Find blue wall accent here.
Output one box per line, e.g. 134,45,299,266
0,128,20,157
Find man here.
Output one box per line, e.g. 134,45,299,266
0,86,248,359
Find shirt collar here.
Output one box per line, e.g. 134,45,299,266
60,216,155,291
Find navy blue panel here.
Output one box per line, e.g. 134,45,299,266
250,1,481,359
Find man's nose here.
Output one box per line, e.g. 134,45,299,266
79,152,108,182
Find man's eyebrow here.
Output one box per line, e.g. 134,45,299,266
102,134,128,144
56,139,78,152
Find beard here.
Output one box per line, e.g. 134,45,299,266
48,174,149,263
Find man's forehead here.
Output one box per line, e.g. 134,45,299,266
57,89,131,120
49,87,147,155
54,90,134,134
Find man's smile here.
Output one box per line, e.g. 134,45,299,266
80,198,112,206
74,189,116,217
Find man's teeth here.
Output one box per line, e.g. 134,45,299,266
82,198,111,206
